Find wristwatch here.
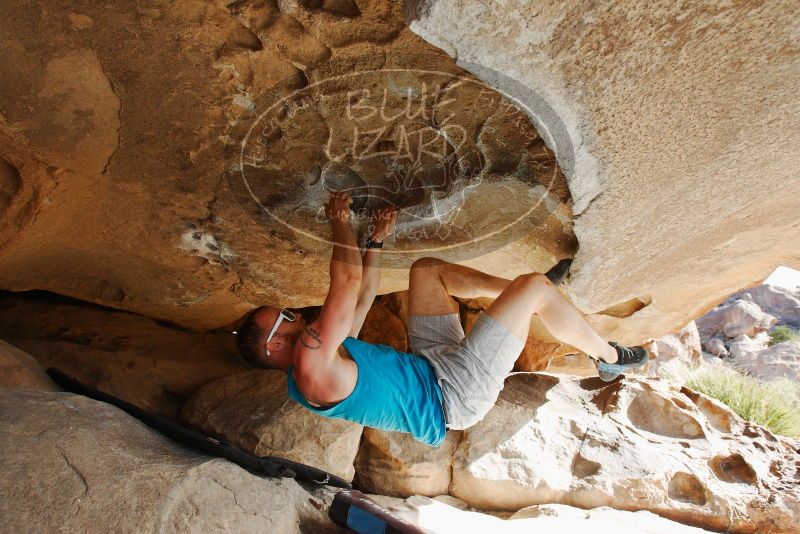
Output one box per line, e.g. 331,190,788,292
366,239,383,249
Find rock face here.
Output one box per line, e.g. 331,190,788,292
0,1,794,354
357,299,409,352
728,285,800,329
368,494,712,533
0,339,59,392
696,300,777,341
728,332,771,360
181,369,363,482
349,370,800,532
0,388,336,533
0,291,248,419
691,284,800,381
449,373,800,533
734,341,800,382
354,427,461,496
407,0,800,347
644,322,702,376
0,0,575,331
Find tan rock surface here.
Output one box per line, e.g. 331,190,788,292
737,284,800,329
0,339,58,392
644,322,703,376
354,427,461,496
734,341,800,382
450,373,800,532
0,0,575,331
358,299,409,351
367,494,712,533
181,369,362,482
545,352,597,377
407,0,800,346
697,300,777,341
0,388,337,533
0,292,248,418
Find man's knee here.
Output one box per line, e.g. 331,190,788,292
411,256,449,271
513,272,553,290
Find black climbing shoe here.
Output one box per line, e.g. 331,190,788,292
595,342,649,382
545,258,573,286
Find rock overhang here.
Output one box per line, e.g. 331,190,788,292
0,0,577,331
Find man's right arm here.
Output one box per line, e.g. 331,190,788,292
295,193,361,375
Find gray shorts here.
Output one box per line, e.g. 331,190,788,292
408,313,525,430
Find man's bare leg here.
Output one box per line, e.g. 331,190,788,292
408,258,617,363
408,258,511,317
484,273,618,363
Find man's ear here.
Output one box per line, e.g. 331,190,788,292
265,335,288,353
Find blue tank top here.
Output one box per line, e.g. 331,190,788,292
287,336,447,447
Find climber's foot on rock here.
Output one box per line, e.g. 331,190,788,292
595,342,649,382
545,258,572,286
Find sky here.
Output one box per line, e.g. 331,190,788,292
764,266,800,290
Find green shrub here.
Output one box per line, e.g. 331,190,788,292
769,325,800,346
661,362,800,439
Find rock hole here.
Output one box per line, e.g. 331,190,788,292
671,397,690,411
742,422,778,442
668,472,707,506
678,387,732,433
769,461,782,477
591,380,622,413
0,192,10,214
320,162,369,211
300,0,361,17
572,453,601,478
627,390,705,439
0,158,21,195
0,157,21,215
217,22,263,59
568,420,585,439
598,295,652,318
709,454,757,485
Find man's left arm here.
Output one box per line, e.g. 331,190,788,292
349,207,397,338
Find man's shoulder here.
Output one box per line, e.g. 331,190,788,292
290,345,357,405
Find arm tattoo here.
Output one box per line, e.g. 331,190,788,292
300,326,322,350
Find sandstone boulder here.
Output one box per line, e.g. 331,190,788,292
407,0,800,350
181,369,362,482
696,300,777,341
354,427,461,496
644,322,702,376
367,494,711,533
544,352,597,376
357,299,408,352
728,285,800,329
0,339,58,392
450,373,800,533
706,338,728,358
0,388,337,533
728,332,770,360
0,0,574,331
0,291,248,419
733,341,800,382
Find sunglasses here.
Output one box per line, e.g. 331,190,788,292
265,308,297,356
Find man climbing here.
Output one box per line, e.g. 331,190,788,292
236,192,648,447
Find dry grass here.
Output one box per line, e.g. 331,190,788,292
660,361,800,439
769,325,800,346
